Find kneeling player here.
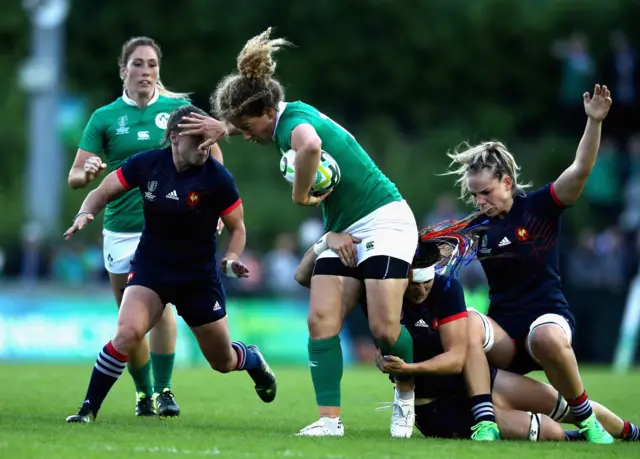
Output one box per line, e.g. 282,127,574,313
295,227,501,440
64,105,276,423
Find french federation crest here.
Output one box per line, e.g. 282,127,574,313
187,191,200,207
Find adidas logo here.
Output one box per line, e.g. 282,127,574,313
213,301,222,311
498,237,511,247
166,190,179,200
415,319,428,328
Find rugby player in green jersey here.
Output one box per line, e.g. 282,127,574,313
181,28,419,437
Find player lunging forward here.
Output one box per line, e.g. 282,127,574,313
181,28,419,437
64,106,276,423
67,37,203,417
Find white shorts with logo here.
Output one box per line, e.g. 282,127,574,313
317,200,418,265
102,229,142,274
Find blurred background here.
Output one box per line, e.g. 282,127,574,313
1,0,640,370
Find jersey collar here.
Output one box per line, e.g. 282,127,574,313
122,88,159,107
271,101,287,141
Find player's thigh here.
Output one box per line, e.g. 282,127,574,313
364,275,408,342
309,257,362,339
495,407,565,441
467,307,491,346
492,369,562,418
479,314,517,369
115,285,166,346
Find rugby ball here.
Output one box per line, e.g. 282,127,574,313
279,149,341,196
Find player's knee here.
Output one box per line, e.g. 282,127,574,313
369,320,399,347
529,325,570,361
209,360,235,373
113,324,145,352
206,352,237,373
307,309,341,339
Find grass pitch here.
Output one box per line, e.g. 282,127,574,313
0,363,639,459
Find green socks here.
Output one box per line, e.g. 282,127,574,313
151,352,175,393
308,336,343,407
377,325,413,363
128,360,153,397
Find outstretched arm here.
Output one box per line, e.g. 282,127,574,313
64,170,128,238
553,84,613,206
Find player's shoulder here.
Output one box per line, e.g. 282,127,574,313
432,275,463,296
521,183,553,199
205,156,235,180
156,95,191,109
130,146,170,164
91,98,127,117
281,101,318,120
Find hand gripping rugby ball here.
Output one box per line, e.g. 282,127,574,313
279,149,341,196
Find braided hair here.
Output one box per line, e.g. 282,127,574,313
415,210,488,288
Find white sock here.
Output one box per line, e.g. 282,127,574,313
396,387,414,402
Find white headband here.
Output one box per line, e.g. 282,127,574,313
411,265,435,283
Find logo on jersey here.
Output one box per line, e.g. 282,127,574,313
187,191,200,207
145,181,157,201
137,131,150,140
166,190,179,201
126,272,134,283
365,241,375,251
116,116,129,135
516,227,529,241
155,112,170,129
431,318,439,330
498,237,511,247
479,234,492,254
414,319,428,328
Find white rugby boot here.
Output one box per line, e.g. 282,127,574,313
390,388,415,438
295,417,344,437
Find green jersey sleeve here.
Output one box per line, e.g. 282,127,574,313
274,112,314,150
78,111,104,154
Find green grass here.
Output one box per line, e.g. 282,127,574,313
0,363,639,458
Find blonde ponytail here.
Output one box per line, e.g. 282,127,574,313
213,27,289,121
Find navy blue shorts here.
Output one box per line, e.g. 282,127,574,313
125,265,226,328
415,367,498,439
490,308,576,375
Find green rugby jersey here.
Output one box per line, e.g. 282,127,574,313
273,101,402,232
79,92,190,233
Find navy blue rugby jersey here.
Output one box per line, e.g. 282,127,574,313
472,183,569,316
402,276,469,399
116,147,241,277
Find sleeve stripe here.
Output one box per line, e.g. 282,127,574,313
221,198,242,215
439,311,468,326
116,168,130,190
549,182,566,207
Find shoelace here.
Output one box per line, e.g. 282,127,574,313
375,400,412,426
299,420,331,433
